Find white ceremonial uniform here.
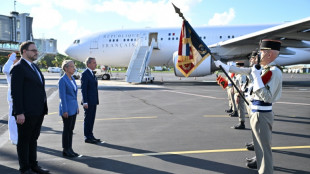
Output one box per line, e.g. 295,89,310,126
230,65,282,174
3,53,18,144
227,73,237,113
234,74,247,122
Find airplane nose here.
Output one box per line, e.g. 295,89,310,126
64,45,75,58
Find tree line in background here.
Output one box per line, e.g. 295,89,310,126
0,52,85,69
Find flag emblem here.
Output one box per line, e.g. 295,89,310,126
177,21,211,77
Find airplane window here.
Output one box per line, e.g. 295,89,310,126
109,39,111,42
168,38,170,40
232,35,235,38
228,36,230,39
176,37,178,40
161,38,163,40
113,39,115,42
220,36,222,39
168,33,171,36
127,39,129,41
77,40,80,44
203,36,206,39
172,37,174,40
123,39,126,42
116,39,118,42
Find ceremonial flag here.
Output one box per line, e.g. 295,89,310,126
177,20,211,77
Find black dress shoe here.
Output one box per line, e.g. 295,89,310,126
246,156,256,162
246,144,255,151
85,138,97,144
69,148,79,157
31,165,50,174
233,122,245,129
246,160,257,169
63,149,76,157
229,112,238,117
93,138,101,142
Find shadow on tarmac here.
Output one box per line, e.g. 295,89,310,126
34,143,258,174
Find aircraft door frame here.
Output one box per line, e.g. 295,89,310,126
148,32,159,49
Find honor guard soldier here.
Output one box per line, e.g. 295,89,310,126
232,62,247,129
215,39,282,174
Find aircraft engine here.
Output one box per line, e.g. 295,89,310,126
172,51,213,77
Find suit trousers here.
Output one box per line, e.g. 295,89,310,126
8,101,18,143
250,111,274,174
62,115,77,150
17,115,44,172
84,105,97,139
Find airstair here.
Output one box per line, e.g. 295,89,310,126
126,38,155,83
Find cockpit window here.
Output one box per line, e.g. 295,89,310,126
73,40,80,44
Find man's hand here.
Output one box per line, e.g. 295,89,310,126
251,65,262,79
83,103,88,109
63,112,68,118
214,60,230,73
16,114,25,125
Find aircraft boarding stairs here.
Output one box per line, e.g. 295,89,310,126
126,38,156,83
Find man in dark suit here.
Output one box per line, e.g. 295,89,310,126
11,41,50,174
81,57,101,144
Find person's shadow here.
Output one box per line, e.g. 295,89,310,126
38,143,256,174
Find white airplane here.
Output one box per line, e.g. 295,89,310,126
65,16,310,80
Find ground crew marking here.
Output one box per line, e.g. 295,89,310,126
132,145,310,157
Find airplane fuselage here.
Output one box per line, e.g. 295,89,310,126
65,25,277,66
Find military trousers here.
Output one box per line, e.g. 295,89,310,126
250,111,274,174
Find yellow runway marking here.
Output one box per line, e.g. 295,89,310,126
76,116,158,122
132,145,310,157
48,112,58,115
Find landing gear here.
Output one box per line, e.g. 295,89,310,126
102,74,110,80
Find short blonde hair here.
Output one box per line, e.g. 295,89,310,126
61,60,74,71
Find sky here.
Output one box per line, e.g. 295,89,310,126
1,0,310,55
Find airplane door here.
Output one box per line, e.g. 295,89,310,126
90,38,98,49
149,32,159,49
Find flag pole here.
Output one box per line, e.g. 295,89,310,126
172,3,249,106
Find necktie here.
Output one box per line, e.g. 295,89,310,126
31,63,42,83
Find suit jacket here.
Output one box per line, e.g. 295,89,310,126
81,69,99,105
58,74,78,116
10,59,48,117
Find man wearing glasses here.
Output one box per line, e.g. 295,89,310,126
11,41,50,174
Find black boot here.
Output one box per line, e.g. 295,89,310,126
233,121,245,129
225,107,233,113
246,144,255,151
246,159,257,169
229,112,238,117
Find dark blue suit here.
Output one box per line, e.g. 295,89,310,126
10,59,48,172
81,69,99,139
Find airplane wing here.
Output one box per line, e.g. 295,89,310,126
209,16,310,58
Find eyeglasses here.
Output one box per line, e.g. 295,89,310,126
27,49,38,53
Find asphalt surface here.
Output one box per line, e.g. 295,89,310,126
0,72,309,174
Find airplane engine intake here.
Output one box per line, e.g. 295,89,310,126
172,51,212,77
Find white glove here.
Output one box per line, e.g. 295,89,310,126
251,65,264,92
214,60,230,73
9,52,16,62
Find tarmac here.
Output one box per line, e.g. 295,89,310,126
0,72,309,174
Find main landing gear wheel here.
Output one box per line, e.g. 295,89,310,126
102,74,110,80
